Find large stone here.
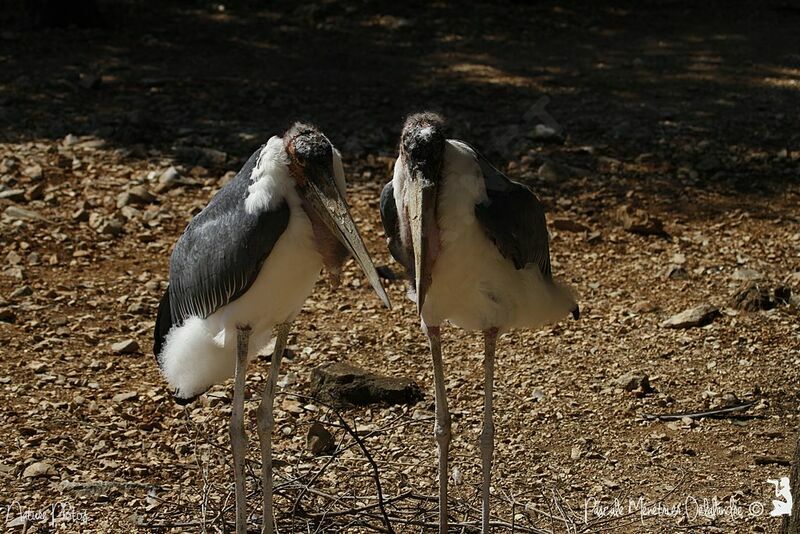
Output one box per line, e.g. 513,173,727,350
615,205,668,237
613,371,653,393
731,282,773,311
23,461,56,478
306,421,336,456
661,304,720,329
311,362,423,406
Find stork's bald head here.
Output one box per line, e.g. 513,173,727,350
400,112,446,177
284,122,334,185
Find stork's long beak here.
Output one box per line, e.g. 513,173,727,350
304,179,392,309
407,169,437,315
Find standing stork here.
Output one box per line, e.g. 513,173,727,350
380,112,578,533
153,122,390,534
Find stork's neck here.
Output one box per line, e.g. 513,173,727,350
300,199,349,285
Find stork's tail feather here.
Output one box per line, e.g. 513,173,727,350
572,304,580,320
154,287,213,405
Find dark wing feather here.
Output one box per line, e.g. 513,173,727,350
380,181,412,274
469,144,552,279
167,147,291,326
153,287,172,359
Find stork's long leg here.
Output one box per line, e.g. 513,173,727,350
232,325,252,534
424,322,450,534
481,328,498,534
256,322,291,534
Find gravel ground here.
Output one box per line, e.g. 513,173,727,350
1,1,799,532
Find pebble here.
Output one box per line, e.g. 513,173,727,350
112,391,138,402
23,164,43,180
111,339,140,354
4,205,47,222
10,285,32,298
0,189,25,201
23,461,56,478
0,308,16,323
306,421,336,456
661,304,720,328
613,371,653,393
732,268,763,281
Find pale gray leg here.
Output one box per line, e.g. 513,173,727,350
424,322,450,534
481,328,498,534
256,322,291,534
231,325,251,534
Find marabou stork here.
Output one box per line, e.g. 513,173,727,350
380,112,578,533
153,122,391,534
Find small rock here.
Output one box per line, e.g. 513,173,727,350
10,285,32,298
6,250,22,265
23,461,56,478
306,421,336,456
615,205,668,237
732,268,763,281
4,205,47,222
98,217,125,236
72,208,89,222
586,231,603,244
661,304,720,329
530,124,563,143
23,164,43,180
88,212,104,229
613,371,653,393
159,166,180,185
774,285,792,305
0,189,25,201
665,264,688,280
0,308,16,323
310,362,423,406
25,183,44,201
731,282,773,312
753,455,790,466
117,186,155,208
3,267,24,280
154,166,181,193
112,391,138,402
111,339,140,354
63,134,79,146
552,218,589,233
537,161,566,183
632,301,658,313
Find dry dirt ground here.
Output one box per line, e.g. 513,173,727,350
1,1,799,532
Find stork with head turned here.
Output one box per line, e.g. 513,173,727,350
380,112,579,534
153,122,390,534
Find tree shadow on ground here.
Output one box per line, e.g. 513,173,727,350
1,0,798,208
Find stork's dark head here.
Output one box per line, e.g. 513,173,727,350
399,112,446,315
284,122,334,187
281,122,391,309
400,112,446,181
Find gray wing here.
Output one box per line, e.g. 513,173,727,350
168,147,291,325
380,181,412,274
470,145,552,279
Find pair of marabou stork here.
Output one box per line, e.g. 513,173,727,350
153,114,578,533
